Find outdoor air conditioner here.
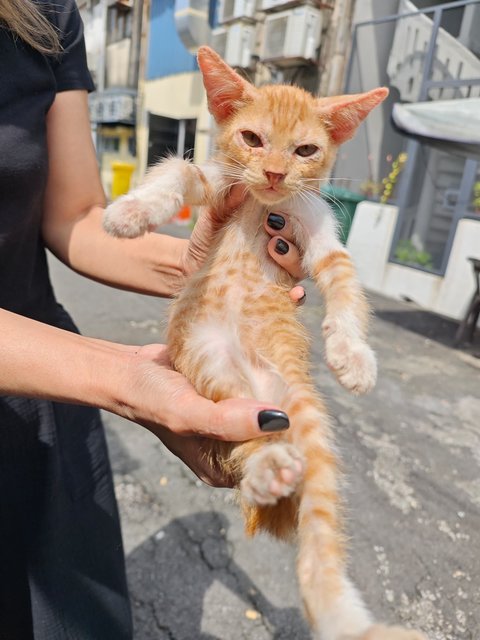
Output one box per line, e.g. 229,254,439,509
260,0,294,12
217,0,257,24
211,23,256,68
211,27,228,60
260,6,322,66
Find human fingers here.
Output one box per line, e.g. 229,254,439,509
152,428,235,487
167,392,291,441
289,285,306,305
264,212,296,241
264,213,306,281
225,183,247,209
267,235,305,281
182,185,247,278
128,345,290,442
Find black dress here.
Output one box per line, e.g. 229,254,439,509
0,2,132,638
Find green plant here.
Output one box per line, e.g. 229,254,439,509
360,179,382,199
394,239,434,270
380,152,408,204
473,181,480,212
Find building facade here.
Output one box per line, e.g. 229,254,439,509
80,0,480,326
79,0,139,195
339,0,480,323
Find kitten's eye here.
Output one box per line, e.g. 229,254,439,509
295,144,319,157
241,130,263,148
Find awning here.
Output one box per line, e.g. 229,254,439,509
392,98,480,159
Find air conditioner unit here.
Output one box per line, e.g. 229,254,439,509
217,0,257,24
260,6,322,66
211,27,229,60
260,0,294,12
211,23,256,68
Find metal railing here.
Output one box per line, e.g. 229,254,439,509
343,0,480,276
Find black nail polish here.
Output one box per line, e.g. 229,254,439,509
275,239,289,255
258,410,290,432
267,213,285,231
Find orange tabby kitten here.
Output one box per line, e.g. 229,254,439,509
104,47,426,640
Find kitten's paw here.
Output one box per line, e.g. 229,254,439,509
103,192,184,238
357,624,428,640
323,320,377,394
241,443,304,506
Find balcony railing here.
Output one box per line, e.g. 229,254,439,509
387,0,480,102
342,0,480,277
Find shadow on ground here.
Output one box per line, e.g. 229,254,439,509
371,293,479,355
127,511,310,640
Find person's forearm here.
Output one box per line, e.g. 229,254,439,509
43,206,188,297
0,308,289,452
0,307,130,411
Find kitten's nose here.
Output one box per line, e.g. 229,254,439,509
264,171,286,187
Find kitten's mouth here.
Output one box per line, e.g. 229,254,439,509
253,185,288,203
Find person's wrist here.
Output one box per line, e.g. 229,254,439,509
81,339,137,418
151,235,189,296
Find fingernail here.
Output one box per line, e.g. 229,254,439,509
267,213,285,230
275,239,289,255
258,410,290,432
298,292,306,305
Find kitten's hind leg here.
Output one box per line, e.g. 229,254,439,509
103,158,223,238
290,400,427,640
240,442,304,506
358,626,428,640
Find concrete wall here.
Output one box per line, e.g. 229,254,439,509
347,200,480,321
106,39,131,88
79,0,105,88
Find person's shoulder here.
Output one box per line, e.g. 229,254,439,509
35,0,81,34
34,0,78,14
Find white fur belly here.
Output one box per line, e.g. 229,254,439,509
184,317,287,405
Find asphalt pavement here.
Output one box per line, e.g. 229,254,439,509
48,225,479,640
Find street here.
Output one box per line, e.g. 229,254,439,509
48,226,480,640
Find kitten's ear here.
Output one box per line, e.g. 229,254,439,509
318,87,389,145
197,46,256,122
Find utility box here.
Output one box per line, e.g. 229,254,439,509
211,22,256,68
217,0,258,23
260,5,322,66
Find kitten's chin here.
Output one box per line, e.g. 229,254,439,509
251,187,290,206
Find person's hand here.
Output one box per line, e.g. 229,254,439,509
181,185,306,303
263,211,306,304
119,343,290,487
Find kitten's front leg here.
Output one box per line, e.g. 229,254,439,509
314,247,377,394
103,158,225,238
296,202,377,395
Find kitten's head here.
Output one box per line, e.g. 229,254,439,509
197,46,388,205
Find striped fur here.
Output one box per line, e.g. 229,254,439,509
104,47,426,640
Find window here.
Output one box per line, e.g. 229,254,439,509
100,136,120,153
107,4,133,45
147,115,196,166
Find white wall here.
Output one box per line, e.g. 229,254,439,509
80,0,105,88
347,200,480,321
106,39,131,88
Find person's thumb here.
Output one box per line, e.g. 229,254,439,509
175,395,290,441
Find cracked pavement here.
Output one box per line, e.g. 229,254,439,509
49,226,480,640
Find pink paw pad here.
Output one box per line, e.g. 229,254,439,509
241,443,304,506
